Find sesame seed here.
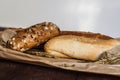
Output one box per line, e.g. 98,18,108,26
17,44,21,48
13,46,17,49
44,26,49,30
50,26,54,30
10,42,13,44
28,34,31,37
22,39,27,43
20,48,25,51
12,38,15,41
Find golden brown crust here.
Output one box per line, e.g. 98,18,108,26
61,31,113,40
7,22,60,52
45,35,119,61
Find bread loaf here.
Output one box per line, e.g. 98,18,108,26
44,35,120,61
7,22,60,52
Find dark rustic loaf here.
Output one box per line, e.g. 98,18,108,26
7,22,60,52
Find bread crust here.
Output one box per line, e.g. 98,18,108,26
45,35,119,61
44,31,114,59
61,31,113,40
7,22,60,52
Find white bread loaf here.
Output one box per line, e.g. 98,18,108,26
44,35,120,61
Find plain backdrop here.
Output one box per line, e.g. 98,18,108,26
0,0,120,37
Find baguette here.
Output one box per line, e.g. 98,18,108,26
44,35,120,61
7,22,60,52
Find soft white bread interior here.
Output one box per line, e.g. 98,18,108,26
44,35,120,61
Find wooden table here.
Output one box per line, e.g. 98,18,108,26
0,27,119,80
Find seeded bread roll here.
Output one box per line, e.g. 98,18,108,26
7,22,60,52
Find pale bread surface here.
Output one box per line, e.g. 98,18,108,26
45,35,120,61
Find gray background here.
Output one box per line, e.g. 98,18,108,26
0,0,120,37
